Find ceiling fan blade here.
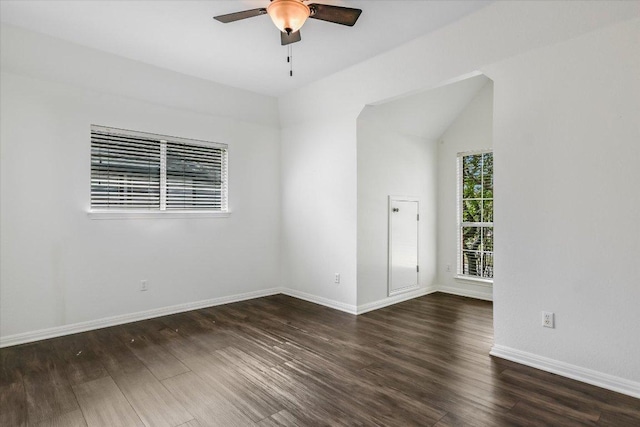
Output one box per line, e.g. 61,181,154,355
281,30,302,46
308,4,362,26
213,8,267,24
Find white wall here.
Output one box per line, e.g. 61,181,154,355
436,82,494,300
356,117,438,306
278,1,640,394
0,25,279,128
280,119,358,310
0,29,281,339
487,18,640,385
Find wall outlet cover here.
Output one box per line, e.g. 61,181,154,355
542,311,554,328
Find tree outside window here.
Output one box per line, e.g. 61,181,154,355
459,151,493,279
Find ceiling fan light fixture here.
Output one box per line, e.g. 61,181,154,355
267,0,310,34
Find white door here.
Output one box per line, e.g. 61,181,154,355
388,197,419,296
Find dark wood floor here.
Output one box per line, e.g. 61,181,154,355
1,293,639,426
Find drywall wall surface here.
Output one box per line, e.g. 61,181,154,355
487,18,640,382
356,120,438,306
0,25,279,128
279,1,638,127
0,71,281,337
280,119,358,308
436,82,494,300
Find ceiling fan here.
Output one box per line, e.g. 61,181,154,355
214,0,362,46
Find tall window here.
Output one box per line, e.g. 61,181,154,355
91,125,228,212
458,150,493,280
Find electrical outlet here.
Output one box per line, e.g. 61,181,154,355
140,280,148,292
542,311,554,328
446,264,451,272
334,273,340,284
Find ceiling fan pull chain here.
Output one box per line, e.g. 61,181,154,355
290,45,293,77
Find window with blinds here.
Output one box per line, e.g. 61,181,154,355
458,150,493,280
91,125,228,212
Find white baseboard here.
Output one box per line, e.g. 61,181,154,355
0,285,474,348
280,288,358,315
357,286,437,315
438,285,493,301
490,344,640,399
0,287,283,348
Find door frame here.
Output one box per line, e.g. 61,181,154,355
388,195,420,297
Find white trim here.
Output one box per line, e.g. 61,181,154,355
0,287,281,348
88,210,231,219
357,286,437,315
438,284,493,301
280,289,358,315
389,285,420,297
490,344,640,399
0,286,460,348
455,275,493,286
456,148,493,158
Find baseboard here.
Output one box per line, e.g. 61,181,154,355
490,344,640,399
437,285,493,301
280,288,358,315
356,286,437,315
0,287,283,348
0,285,457,348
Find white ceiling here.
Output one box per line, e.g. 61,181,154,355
0,1,491,97
359,74,490,140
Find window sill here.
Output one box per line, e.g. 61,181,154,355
455,275,493,286
88,210,231,220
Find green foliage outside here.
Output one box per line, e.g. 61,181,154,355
461,152,493,278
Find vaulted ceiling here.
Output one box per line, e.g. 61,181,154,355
0,1,491,96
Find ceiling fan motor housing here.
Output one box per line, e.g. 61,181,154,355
267,0,310,34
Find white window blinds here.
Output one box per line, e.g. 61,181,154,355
91,130,161,209
166,141,227,210
91,125,228,212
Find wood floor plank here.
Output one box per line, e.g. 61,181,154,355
117,323,191,381
255,409,302,427
72,376,144,427
21,343,79,424
0,377,28,427
597,409,640,426
112,368,193,427
51,335,109,386
505,400,597,427
161,371,255,426
188,350,283,422
498,368,602,423
1,345,28,426
31,409,87,427
85,330,146,378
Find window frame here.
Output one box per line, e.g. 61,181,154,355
456,149,493,284
89,125,229,220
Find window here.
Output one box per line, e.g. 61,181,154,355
458,150,493,280
91,125,228,213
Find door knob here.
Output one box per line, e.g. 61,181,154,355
392,208,399,212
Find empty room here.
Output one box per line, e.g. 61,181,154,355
1,1,639,426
